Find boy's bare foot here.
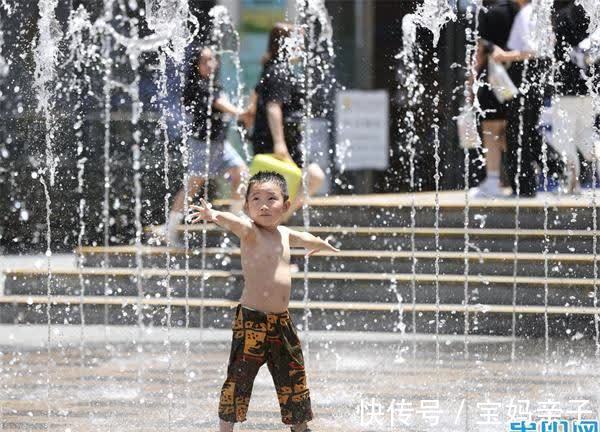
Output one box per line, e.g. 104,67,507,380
290,422,311,432
219,419,234,432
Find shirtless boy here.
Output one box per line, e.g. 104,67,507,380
189,171,339,432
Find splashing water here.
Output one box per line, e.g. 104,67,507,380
38,174,52,423
530,0,556,59
1,0,13,15
0,23,9,78
511,62,530,361
306,0,334,56
16,1,600,429
296,0,314,355
591,70,600,357
462,0,484,362
145,0,194,64
156,41,177,429
65,4,95,401
97,6,115,419
396,12,425,358
541,58,558,371
286,0,336,359
76,155,87,374
33,0,62,187
32,0,62,424
580,0,600,355
576,0,600,34
413,0,456,47
411,0,456,364
148,0,196,422
30,0,201,426
209,6,238,52
402,14,418,57
209,5,252,164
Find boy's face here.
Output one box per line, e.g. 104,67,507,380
244,181,290,228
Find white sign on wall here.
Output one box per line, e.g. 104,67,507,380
335,90,389,171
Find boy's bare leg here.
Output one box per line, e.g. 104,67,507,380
283,163,324,222
219,419,234,432
291,421,309,432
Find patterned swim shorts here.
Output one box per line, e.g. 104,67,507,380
218,304,313,425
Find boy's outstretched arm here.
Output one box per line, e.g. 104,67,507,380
189,198,253,240
287,228,340,257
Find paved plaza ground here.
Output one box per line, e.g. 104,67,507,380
1,324,600,431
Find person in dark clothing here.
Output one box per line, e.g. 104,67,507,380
252,57,305,166
248,23,325,221
551,1,593,192
554,2,590,96
183,50,229,145
469,0,521,198
477,0,520,120
164,47,250,244
492,0,565,197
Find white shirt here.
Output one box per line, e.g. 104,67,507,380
507,4,534,52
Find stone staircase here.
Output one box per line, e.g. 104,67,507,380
2,191,600,337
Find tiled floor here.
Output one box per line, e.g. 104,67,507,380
1,325,600,431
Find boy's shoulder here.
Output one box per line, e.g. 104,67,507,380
277,225,297,238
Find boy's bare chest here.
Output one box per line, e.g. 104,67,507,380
241,231,290,266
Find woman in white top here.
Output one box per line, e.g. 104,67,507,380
491,1,565,197
467,0,520,199
549,2,593,193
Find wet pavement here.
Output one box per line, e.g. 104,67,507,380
1,325,600,431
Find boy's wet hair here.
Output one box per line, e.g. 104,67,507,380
246,171,289,202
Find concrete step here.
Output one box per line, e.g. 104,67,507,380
4,268,600,307
146,225,599,254
0,295,597,337
211,191,600,230
289,205,598,230
77,246,600,279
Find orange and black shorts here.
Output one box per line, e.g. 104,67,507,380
218,304,313,425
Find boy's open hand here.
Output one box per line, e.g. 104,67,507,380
306,238,340,257
189,198,216,223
